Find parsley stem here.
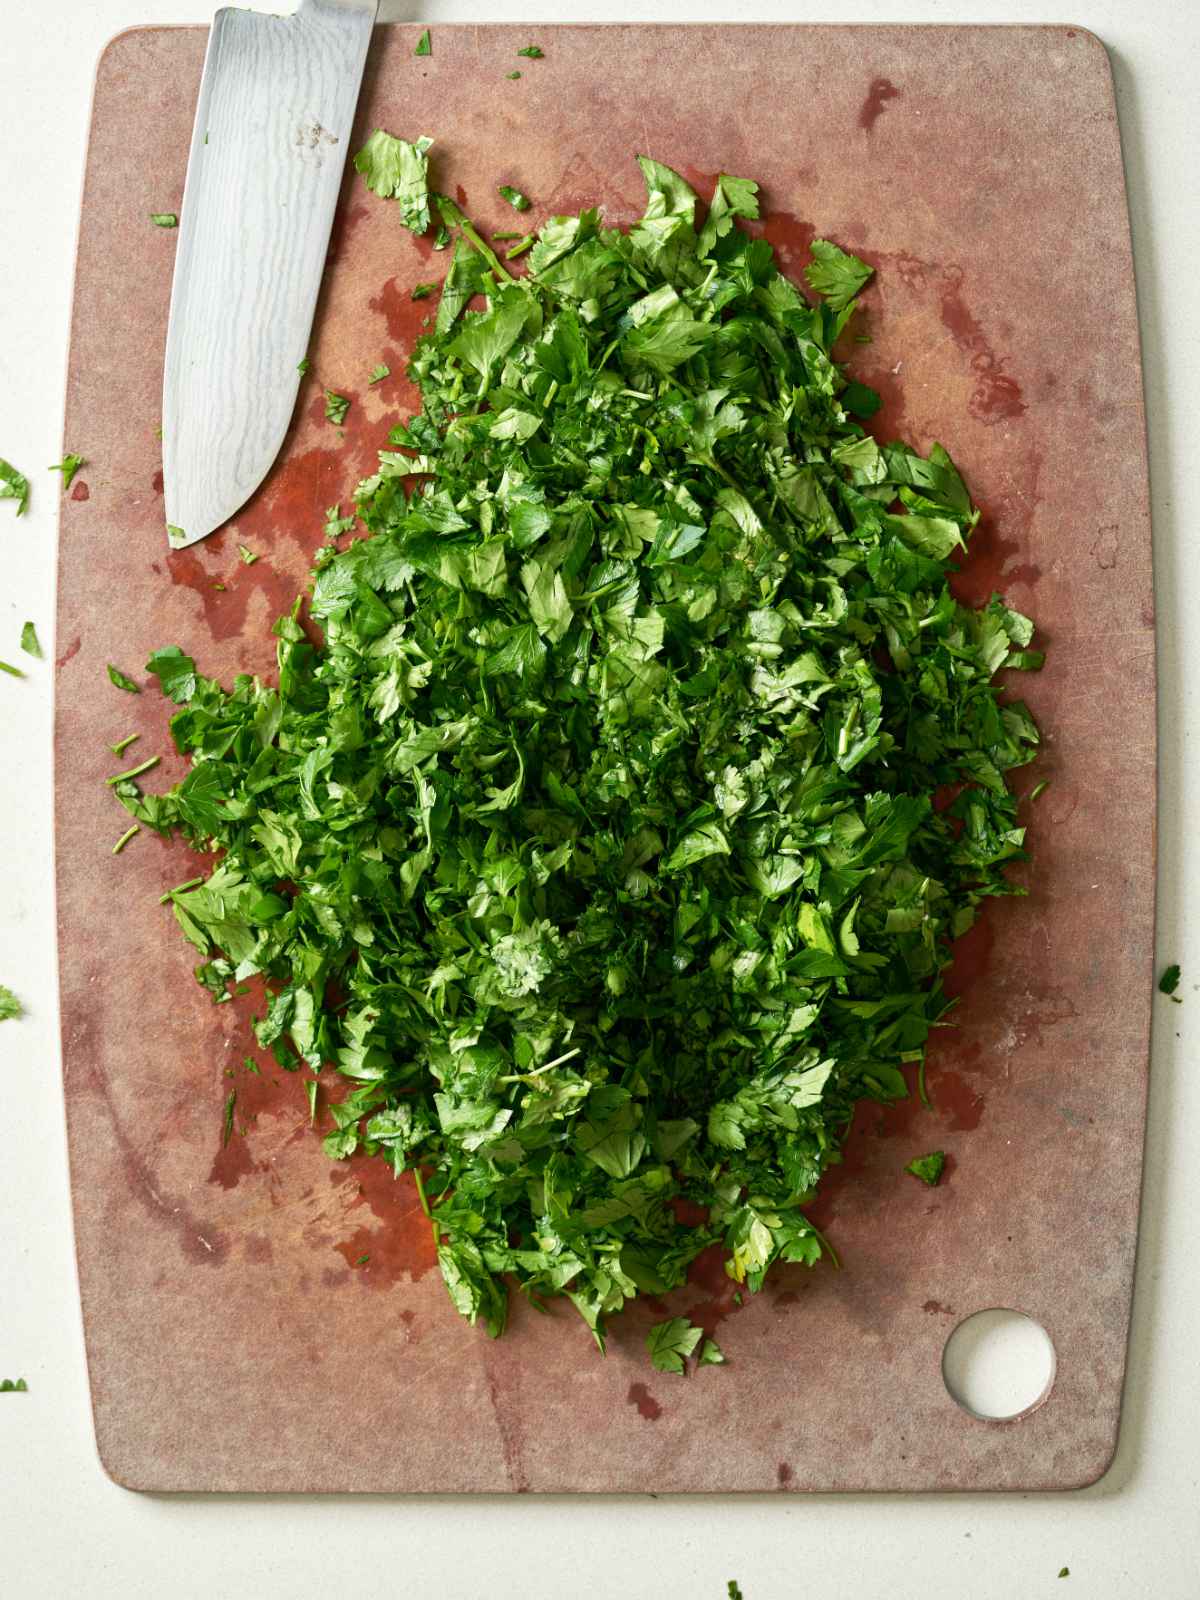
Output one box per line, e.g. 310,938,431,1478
0,659,25,678
159,876,205,903
412,1164,431,1218
110,733,140,757
806,1219,841,1270
105,755,160,786
111,824,140,855
435,193,513,282
916,1056,931,1109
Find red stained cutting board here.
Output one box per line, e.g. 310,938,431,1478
56,23,1154,1492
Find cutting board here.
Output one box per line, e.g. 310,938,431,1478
56,23,1154,1493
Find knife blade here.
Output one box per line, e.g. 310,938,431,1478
162,0,377,550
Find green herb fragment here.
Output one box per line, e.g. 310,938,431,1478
306,1079,318,1123
297,357,311,375
106,755,160,787
0,458,30,516
1029,779,1049,802
728,1584,745,1600
166,524,187,547
222,1090,237,1147
433,224,451,250
243,1056,261,1075
647,1317,704,1375
354,1253,370,1266
498,184,531,212
804,238,874,313
0,659,24,678
1159,963,1181,995
516,45,543,58
106,664,140,694
112,824,140,855
1058,1569,1069,1580
20,622,42,658
411,284,436,300
0,986,21,1022
491,231,523,241
131,156,1044,1356
324,390,350,426
698,1337,726,1367
504,235,534,260
368,363,391,384
50,453,85,489
150,213,178,228
159,877,203,903
0,1378,28,1392
353,130,434,233
110,733,140,757
414,28,431,56
238,544,259,565
905,1151,946,1187
506,70,521,80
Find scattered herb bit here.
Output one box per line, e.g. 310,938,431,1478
505,234,534,261
414,28,431,56
222,1090,237,1146
433,224,451,251
803,238,874,313
0,659,24,679
166,524,187,548
354,1253,370,1266
107,664,140,694
150,212,178,228
353,130,434,233
0,986,21,1022
516,45,544,58
106,755,160,787
243,1055,261,1075
1158,963,1181,995
238,543,259,565
647,1317,704,1375
728,1584,745,1600
411,284,436,301
324,504,355,540
368,363,391,384
1058,1569,1069,1579
324,390,351,426
698,1337,727,1367
0,458,30,516
0,1378,28,1392
905,1151,946,1187
498,183,531,212
112,824,140,855
297,357,311,375
50,453,85,490
159,876,204,904
491,231,524,241
306,1079,319,1123
127,157,1043,1354
1029,779,1049,802
507,71,521,80
20,622,42,658
110,733,140,757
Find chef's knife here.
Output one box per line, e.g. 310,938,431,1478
162,0,378,550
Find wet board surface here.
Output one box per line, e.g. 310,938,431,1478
56,23,1154,1493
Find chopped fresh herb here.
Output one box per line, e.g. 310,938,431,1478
698,1337,727,1367
106,664,140,694
354,1252,370,1266
368,363,391,384
414,28,431,56
222,1090,237,1147
106,755,160,787
506,70,521,80
353,130,434,233
498,183,531,212
243,1055,261,1075
433,224,451,250
127,157,1043,1354
110,733,140,757
50,453,85,489
166,524,187,547
0,659,25,679
905,1151,946,1187
306,1079,318,1123
491,231,523,241
411,284,436,301
504,235,534,261
324,390,350,426
238,543,259,565
150,212,178,228
804,238,874,313
1058,1569,1069,1579
112,824,140,855
647,1317,704,1375
1158,963,1181,995
20,622,42,658
516,45,544,58
0,985,21,1022
728,1585,745,1600
159,877,204,903
297,357,311,375
0,458,30,516
1029,779,1049,801
0,1378,28,1392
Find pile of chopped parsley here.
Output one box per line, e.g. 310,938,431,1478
117,146,1042,1349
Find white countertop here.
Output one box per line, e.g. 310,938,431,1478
1,2,1197,1595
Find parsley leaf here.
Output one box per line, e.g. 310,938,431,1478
324,390,350,426
352,130,434,233
0,1378,28,1392
804,238,874,312
0,458,30,516
50,453,85,489
905,1151,946,1187
150,213,178,228
516,45,544,58
498,184,531,212
107,664,141,694
368,363,391,384
20,622,41,658
647,1317,704,1374
0,985,21,1021
1159,963,1181,995
414,29,431,57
